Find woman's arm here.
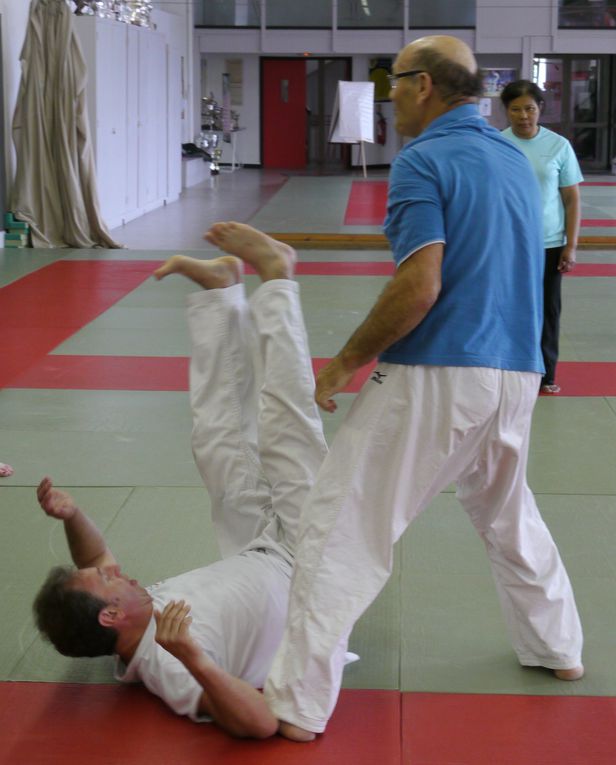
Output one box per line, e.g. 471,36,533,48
559,184,581,273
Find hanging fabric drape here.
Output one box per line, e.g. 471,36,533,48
10,0,121,248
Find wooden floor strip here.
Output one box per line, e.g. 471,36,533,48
267,233,616,249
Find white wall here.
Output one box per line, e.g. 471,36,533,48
4,3,612,184
1,4,193,208
152,2,193,142
0,0,30,202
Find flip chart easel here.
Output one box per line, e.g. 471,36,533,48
329,81,375,178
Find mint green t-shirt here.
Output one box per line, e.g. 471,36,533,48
501,126,583,247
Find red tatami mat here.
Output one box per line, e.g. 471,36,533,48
8,358,616,397
343,180,616,228
540,361,616,396
572,263,616,276
0,682,399,765
9,355,192,391
583,219,616,227
0,260,159,389
344,181,388,225
403,692,616,765
7,356,377,392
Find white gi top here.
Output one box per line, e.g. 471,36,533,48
114,550,292,721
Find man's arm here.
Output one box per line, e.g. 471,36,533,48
559,184,580,273
36,476,117,569
316,242,443,411
154,601,278,739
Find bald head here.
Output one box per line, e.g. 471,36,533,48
399,35,477,75
394,35,482,108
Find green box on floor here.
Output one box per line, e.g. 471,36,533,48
4,241,27,248
4,212,29,230
5,233,28,244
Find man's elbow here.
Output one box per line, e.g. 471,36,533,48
225,714,279,740
416,282,441,315
253,718,279,739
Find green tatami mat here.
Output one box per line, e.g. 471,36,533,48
399,493,616,696
528,397,616,495
0,390,192,435
52,271,386,360
344,550,402,691
0,390,198,488
561,277,616,362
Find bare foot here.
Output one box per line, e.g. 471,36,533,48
278,721,317,743
0,463,14,478
204,222,296,282
540,384,561,395
554,665,584,681
153,254,242,290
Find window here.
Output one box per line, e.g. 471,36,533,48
559,1,616,29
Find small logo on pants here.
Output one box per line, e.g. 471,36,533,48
370,370,387,384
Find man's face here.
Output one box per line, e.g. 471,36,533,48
71,565,152,622
390,54,424,138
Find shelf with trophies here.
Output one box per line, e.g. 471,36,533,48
198,93,244,175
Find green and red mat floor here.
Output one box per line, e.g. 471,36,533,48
1,171,615,763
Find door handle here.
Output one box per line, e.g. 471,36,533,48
281,79,289,103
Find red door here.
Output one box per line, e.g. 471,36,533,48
262,59,306,169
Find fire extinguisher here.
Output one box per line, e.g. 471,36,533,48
376,109,387,146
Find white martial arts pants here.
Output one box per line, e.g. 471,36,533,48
186,280,327,565
264,364,583,733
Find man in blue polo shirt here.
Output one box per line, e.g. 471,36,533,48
265,35,584,741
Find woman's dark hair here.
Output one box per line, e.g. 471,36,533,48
500,80,545,109
33,565,118,658
412,48,484,105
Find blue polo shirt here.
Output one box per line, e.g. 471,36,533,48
381,104,545,373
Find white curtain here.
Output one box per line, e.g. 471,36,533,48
10,0,121,248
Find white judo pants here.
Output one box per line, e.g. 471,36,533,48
264,363,583,733
186,280,327,565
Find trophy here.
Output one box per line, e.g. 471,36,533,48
73,0,153,26
198,131,222,175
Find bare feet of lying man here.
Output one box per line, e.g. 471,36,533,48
153,254,242,290
204,221,296,282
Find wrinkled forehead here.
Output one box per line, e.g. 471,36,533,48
68,566,98,591
393,49,415,73
510,94,540,107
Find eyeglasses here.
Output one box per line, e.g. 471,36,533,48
387,70,426,88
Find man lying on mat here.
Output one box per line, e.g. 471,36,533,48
32,222,355,740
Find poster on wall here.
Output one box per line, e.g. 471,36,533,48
225,58,243,106
369,57,393,101
482,68,517,97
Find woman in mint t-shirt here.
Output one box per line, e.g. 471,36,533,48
501,80,583,394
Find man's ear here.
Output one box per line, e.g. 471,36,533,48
98,605,123,628
417,72,434,103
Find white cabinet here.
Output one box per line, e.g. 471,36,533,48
75,17,181,229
